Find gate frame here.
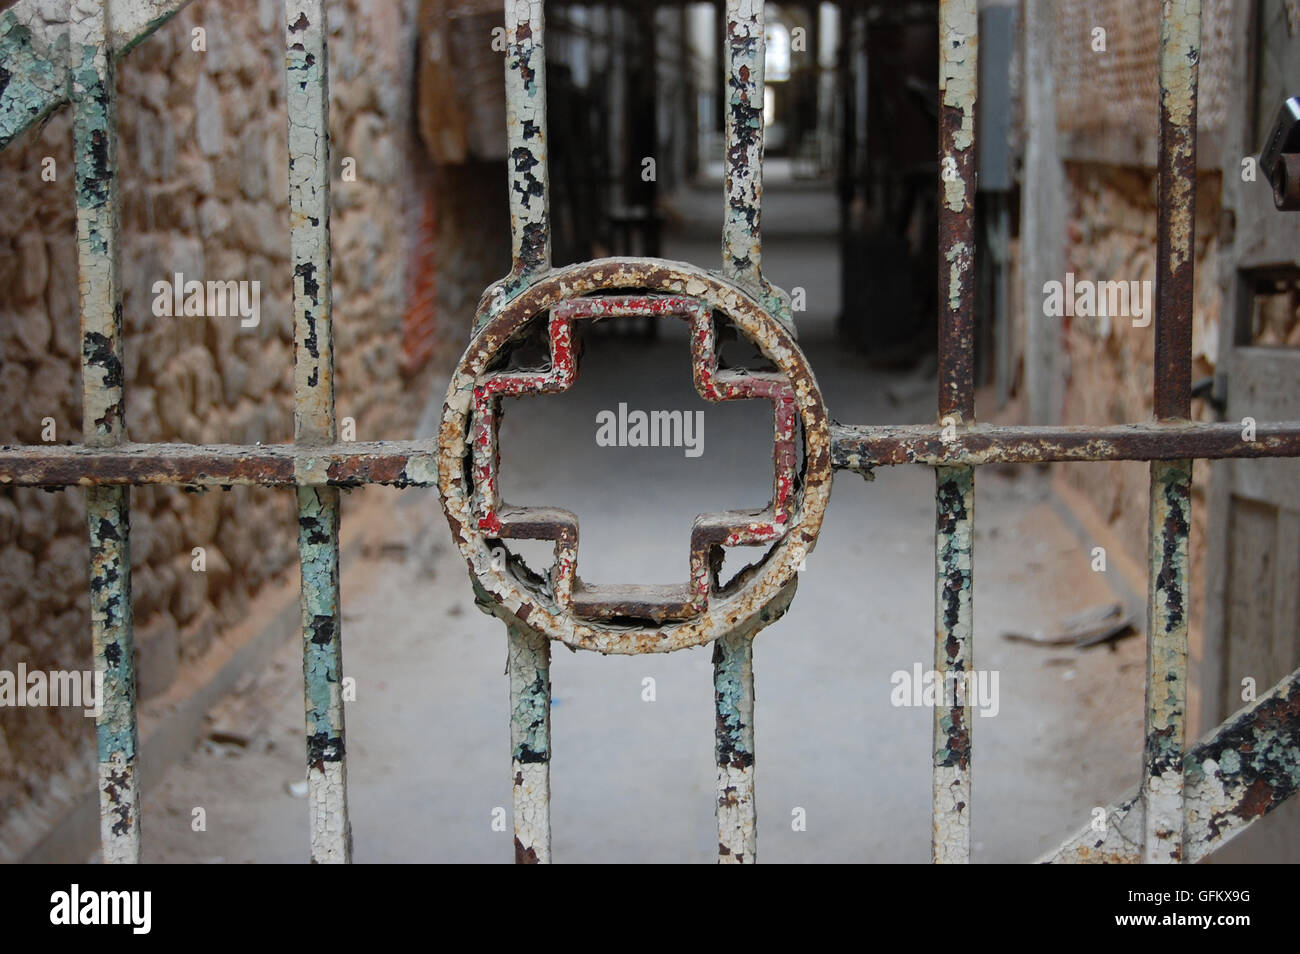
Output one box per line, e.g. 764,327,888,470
0,0,1298,864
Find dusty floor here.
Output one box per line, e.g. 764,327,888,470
138,175,1150,863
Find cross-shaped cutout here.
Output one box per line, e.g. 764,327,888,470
471,294,799,623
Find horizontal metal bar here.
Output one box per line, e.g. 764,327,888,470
0,441,439,488
1044,664,1300,864
7,420,1300,489
831,422,1300,469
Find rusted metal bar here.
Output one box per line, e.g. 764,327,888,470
937,0,977,423
1154,0,1200,421
286,0,350,864
931,0,977,866
1141,0,1201,864
829,421,1300,469
508,620,551,863
1044,664,1300,864
932,465,973,863
71,0,139,866
0,441,440,488
5,420,1300,490
0,0,193,149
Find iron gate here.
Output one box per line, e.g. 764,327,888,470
1,0,1300,864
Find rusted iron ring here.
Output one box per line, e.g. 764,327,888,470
438,257,832,654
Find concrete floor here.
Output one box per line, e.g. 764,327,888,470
141,175,1148,863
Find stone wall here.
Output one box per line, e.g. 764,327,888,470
0,0,513,858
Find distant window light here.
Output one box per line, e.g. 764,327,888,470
766,22,790,82
764,85,776,126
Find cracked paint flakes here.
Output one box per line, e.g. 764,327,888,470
939,0,976,213
1184,675,1300,858
298,484,351,863
88,484,140,863
286,0,334,444
936,0,976,422
723,0,763,284
1047,666,1300,863
945,240,971,314
933,465,972,862
1,1,192,148
70,12,124,445
1143,458,1190,862
719,1,792,328
284,1,349,863
508,621,551,863
1158,0,1200,132
0,3,67,148
503,0,550,290
712,587,795,864
70,0,140,865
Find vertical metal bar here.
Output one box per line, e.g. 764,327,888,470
497,0,554,864
714,629,756,863
1144,458,1191,862
508,620,551,863
1144,0,1200,864
937,0,977,424
70,0,140,864
933,465,973,863
933,0,977,865
503,0,550,288
711,0,765,868
722,0,764,287
286,0,350,863
1154,0,1200,422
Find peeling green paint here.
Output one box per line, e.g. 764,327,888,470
507,618,551,863
286,0,349,864
0,12,67,149
1046,665,1300,863
0,1,194,152
1143,458,1192,862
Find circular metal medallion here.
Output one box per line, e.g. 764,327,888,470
438,257,831,654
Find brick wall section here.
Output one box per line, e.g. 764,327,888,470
1058,164,1223,645
0,0,456,854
